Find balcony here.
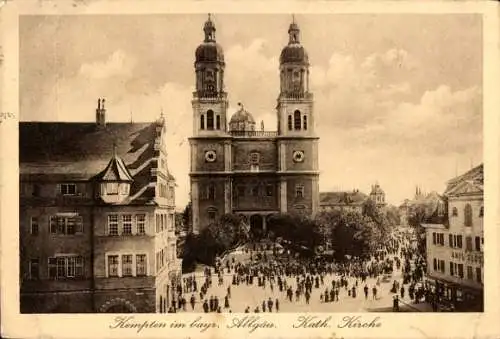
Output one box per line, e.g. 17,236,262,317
229,131,278,138
192,91,227,100
279,92,313,101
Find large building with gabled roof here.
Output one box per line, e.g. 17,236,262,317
19,99,181,313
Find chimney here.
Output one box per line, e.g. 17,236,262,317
96,98,106,127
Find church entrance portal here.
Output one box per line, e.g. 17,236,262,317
249,214,264,239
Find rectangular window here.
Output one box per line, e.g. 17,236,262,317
458,264,464,279
457,235,463,248
440,234,444,246
433,258,437,271
432,232,436,245
475,236,481,251
122,254,133,276
122,214,132,235
449,262,454,276
66,216,83,235
29,259,39,280
449,234,453,248
108,215,119,236
136,254,147,276
107,182,119,195
30,217,39,235
295,184,304,198
440,260,445,273
136,214,146,235
108,255,119,277
56,257,66,278
60,183,77,195
49,215,83,235
466,237,473,251
48,256,84,279
476,267,482,283
467,266,473,280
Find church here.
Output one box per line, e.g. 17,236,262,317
189,16,320,234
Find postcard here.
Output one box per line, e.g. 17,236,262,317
1,1,499,338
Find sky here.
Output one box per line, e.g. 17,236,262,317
19,14,483,207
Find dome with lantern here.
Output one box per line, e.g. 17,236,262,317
280,20,309,65
195,15,224,63
229,103,256,132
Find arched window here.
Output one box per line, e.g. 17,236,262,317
452,207,458,217
216,115,221,130
206,110,214,130
200,115,205,130
294,110,301,130
464,203,473,227
287,115,292,130
303,115,308,130
207,208,217,222
479,206,484,217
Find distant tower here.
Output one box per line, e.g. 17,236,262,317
370,183,386,207
96,98,106,126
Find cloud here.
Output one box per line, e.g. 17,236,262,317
79,50,136,79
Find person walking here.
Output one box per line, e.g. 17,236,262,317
275,298,280,312
372,286,377,300
364,285,369,300
267,297,274,312
190,294,196,310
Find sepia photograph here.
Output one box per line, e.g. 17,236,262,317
16,11,486,317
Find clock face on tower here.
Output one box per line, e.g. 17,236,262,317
293,150,305,163
205,150,217,162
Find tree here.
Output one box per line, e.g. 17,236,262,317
181,213,250,270
267,213,321,251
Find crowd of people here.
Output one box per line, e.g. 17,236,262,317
165,229,443,313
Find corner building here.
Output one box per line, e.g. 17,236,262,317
19,102,182,313
189,17,320,234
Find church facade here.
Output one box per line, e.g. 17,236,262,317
189,16,320,234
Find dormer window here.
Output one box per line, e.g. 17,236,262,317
96,147,134,204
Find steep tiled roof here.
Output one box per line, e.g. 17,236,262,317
20,122,167,204
320,191,368,206
444,164,483,196
96,154,134,182
20,122,154,178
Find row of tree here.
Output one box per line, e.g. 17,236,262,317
181,199,396,271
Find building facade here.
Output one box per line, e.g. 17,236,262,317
319,183,386,214
423,164,483,311
319,190,368,214
19,100,182,313
189,16,320,234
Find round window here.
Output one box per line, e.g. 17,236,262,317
205,150,217,162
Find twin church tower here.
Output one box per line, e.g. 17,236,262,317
189,15,319,233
